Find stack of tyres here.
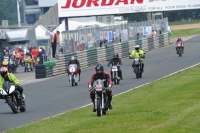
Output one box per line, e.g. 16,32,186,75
45,67,53,77
35,64,46,79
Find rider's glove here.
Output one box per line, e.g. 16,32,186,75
88,85,93,92
15,85,20,89
106,84,112,91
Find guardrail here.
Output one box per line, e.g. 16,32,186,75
46,33,169,77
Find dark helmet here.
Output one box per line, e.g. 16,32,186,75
113,53,119,59
95,64,104,74
135,45,140,51
178,37,181,41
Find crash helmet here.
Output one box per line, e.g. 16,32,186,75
0,67,8,78
95,64,104,74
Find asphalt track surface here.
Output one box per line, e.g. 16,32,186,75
0,35,200,132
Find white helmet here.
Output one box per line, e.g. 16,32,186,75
135,45,140,51
135,45,139,48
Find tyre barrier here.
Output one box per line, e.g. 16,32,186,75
35,63,54,79
35,64,46,79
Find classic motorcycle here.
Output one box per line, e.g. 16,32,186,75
93,79,108,117
108,63,120,85
24,56,33,72
68,64,79,86
176,42,183,57
129,53,143,79
0,81,26,113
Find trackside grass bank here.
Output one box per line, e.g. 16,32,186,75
5,65,200,133
171,28,200,38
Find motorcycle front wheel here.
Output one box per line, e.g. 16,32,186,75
97,98,102,117
7,97,18,114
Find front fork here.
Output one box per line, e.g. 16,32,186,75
94,92,104,109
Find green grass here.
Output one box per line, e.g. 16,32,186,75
171,28,200,38
169,20,200,25
5,65,200,133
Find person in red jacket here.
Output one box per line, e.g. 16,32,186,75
31,47,38,62
88,64,113,112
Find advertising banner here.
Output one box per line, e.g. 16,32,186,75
121,29,128,42
58,0,200,17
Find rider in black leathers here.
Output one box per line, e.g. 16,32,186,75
88,64,113,112
107,53,123,80
67,56,81,81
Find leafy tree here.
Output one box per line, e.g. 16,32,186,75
0,0,24,25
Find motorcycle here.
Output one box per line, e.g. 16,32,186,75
108,63,120,85
176,42,183,57
129,53,143,79
93,79,108,117
0,81,26,113
68,64,79,86
24,56,33,72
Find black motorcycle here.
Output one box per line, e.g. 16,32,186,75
177,46,183,57
129,53,144,79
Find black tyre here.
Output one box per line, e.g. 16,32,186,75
135,68,139,79
139,72,142,78
35,64,45,69
20,101,26,112
7,97,18,114
35,69,46,73
35,74,46,79
97,98,102,117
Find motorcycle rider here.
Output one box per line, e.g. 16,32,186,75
67,56,81,81
0,67,25,100
130,45,145,72
2,52,10,67
107,53,123,80
176,37,184,53
88,64,113,112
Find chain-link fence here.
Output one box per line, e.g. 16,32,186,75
61,18,168,54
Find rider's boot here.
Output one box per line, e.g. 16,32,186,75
108,102,113,109
92,100,96,112
108,97,113,109
21,93,26,102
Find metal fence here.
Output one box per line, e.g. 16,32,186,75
61,17,168,54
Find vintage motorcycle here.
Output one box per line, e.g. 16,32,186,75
68,64,79,86
0,81,26,113
108,63,120,85
24,56,33,72
129,53,143,79
176,42,183,57
92,79,108,117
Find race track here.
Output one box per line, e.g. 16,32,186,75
0,35,200,132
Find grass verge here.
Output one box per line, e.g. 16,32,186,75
169,20,200,25
5,65,200,133
171,28,200,38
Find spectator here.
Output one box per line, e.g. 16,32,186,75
31,47,38,62
28,45,33,53
51,31,60,58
